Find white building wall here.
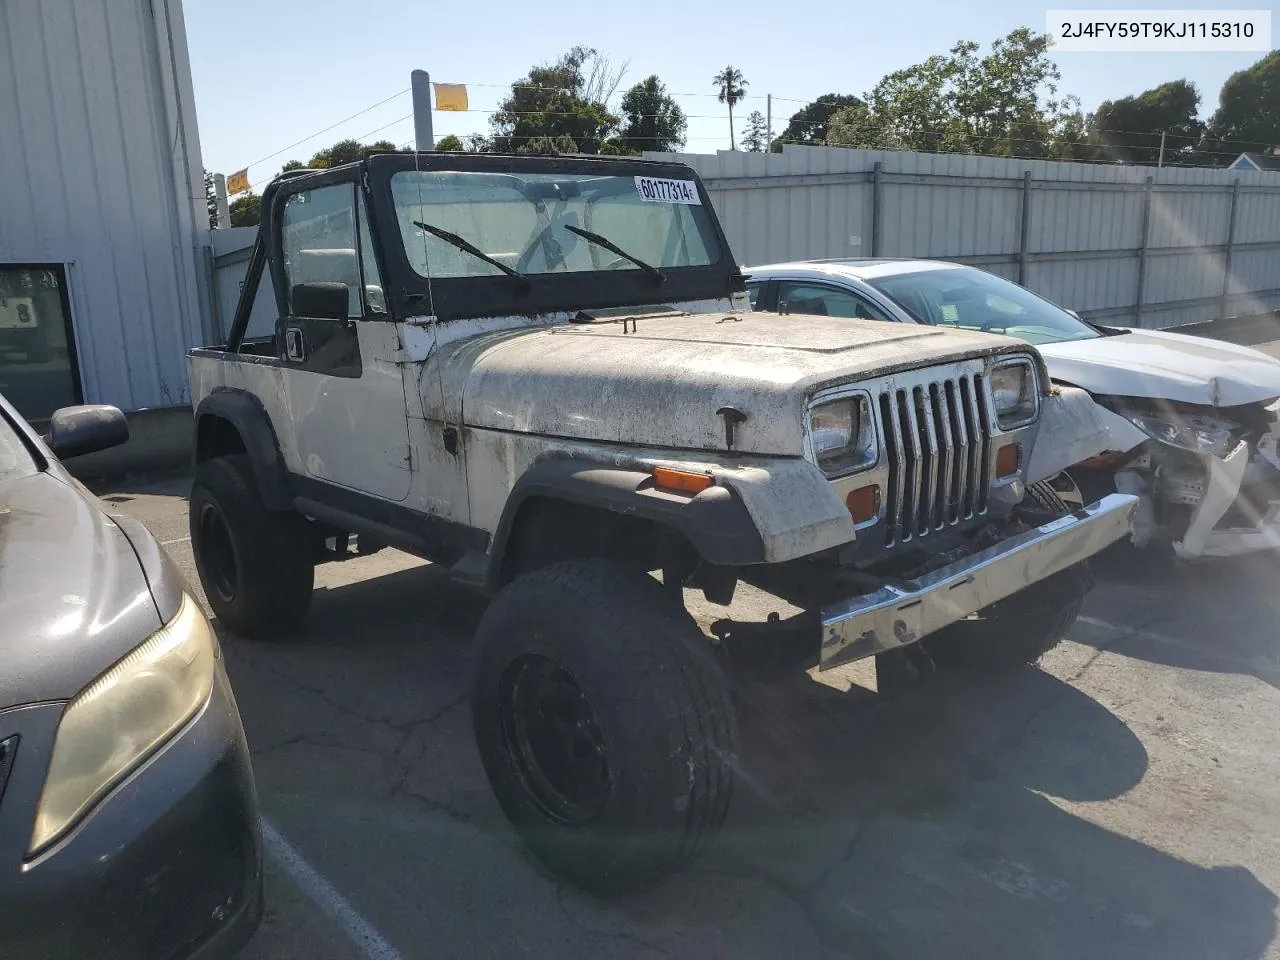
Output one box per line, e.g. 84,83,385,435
0,0,210,411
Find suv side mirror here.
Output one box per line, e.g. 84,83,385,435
291,282,350,321
1064,308,1082,320
47,405,129,459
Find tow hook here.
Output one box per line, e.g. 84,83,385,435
711,610,819,677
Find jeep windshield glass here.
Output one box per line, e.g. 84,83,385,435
391,171,718,280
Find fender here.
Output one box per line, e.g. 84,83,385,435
193,389,292,511
487,457,768,584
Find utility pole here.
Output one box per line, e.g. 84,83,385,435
212,173,230,228
411,69,434,152
766,94,773,153
1158,130,1166,168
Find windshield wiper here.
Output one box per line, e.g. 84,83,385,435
564,224,665,285
412,221,531,293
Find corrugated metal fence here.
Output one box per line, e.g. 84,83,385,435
647,147,1280,329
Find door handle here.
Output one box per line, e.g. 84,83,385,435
285,326,306,362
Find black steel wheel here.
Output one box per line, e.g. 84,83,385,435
189,455,314,638
196,500,238,605
499,655,610,826
472,560,737,893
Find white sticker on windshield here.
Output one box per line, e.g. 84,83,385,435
635,176,701,204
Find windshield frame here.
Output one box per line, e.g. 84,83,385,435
0,395,45,485
866,266,1102,346
365,153,739,323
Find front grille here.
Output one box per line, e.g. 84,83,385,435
880,373,991,546
0,736,17,807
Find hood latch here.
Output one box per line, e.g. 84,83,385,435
717,406,748,451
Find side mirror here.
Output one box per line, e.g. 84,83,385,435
291,282,350,321
1064,308,1082,320
47,405,129,459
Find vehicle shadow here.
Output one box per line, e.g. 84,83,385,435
668,666,1278,959
1082,546,1280,692
214,562,1277,960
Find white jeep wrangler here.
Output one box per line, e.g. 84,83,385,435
186,153,1135,891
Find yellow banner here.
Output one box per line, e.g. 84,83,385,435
226,169,250,195
432,83,468,112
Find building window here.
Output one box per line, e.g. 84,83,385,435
0,265,81,421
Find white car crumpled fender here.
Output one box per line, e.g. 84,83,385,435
1025,385,1145,484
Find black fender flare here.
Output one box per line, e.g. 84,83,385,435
487,457,766,584
193,389,293,511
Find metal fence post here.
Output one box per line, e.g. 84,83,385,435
1220,179,1241,321
1018,171,1032,285
871,161,883,257
411,69,434,151
1134,175,1154,327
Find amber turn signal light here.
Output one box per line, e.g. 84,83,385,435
846,484,880,523
995,443,1021,478
652,466,714,494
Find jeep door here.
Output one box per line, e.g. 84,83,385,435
275,179,413,502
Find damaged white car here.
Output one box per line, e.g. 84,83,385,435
747,259,1280,559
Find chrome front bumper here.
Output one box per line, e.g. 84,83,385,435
819,493,1137,670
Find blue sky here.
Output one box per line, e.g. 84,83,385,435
185,0,1274,187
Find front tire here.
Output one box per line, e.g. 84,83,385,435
189,455,314,638
926,480,1089,670
471,560,737,893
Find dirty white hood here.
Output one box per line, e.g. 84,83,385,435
457,312,1028,456
1038,329,1280,408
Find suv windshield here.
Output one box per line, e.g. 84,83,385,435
869,267,1100,346
391,171,718,281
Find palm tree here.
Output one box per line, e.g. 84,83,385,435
712,66,749,150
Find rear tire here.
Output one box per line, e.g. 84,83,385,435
926,481,1088,670
471,560,737,893
189,455,314,638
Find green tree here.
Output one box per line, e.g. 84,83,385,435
517,134,579,155
489,47,622,154
741,110,769,152
1049,108,1097,161
435,134,465,152
229,192,260,228
1204,51,1280,163
1090,80,1203,165
616,76,687,153
712,65,748,150
774,94,864,148
280,138,402,174
204,170,219,228
827,28,1075,159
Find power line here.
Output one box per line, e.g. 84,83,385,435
235,88,410,172
227,79,1268,182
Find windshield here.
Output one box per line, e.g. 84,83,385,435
391,171,718,281
869,268,1100,346
0,408,37,485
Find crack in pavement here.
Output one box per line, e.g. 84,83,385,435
552,883,679,960
232,648,469,734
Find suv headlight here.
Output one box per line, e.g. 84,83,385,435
990,358,1038,429
29,594,216,856
809,396,877,476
